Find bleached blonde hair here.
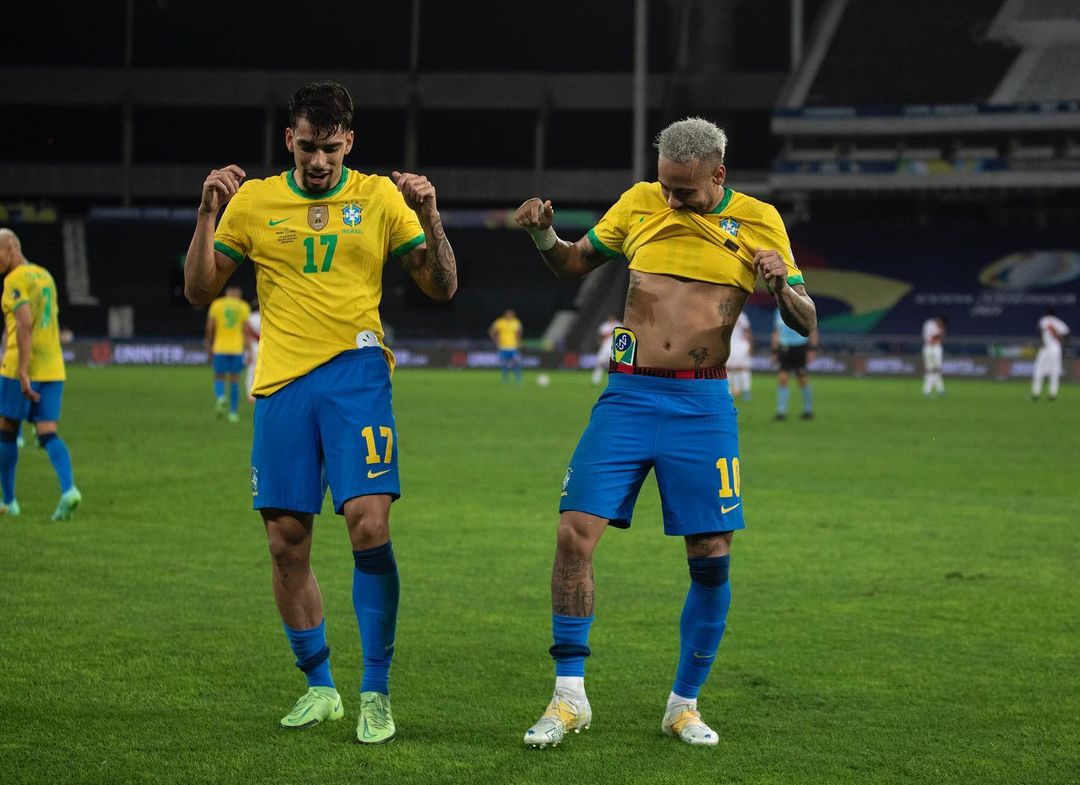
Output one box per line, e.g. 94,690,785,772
655,117,727,164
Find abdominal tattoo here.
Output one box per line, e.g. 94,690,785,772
689,346,709,369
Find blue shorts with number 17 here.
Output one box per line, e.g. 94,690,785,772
251,348,399,515
559,373,745,536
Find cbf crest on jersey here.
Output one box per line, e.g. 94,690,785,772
308,205,329,231
342,203,363,227
719,217,740,237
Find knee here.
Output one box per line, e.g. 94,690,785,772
556,514,599,560
688,555,730,588
345,499,390,550
266,528,310,572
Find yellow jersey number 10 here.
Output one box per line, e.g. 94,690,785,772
716,457,741,498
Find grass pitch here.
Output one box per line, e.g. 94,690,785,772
1,367,1077,784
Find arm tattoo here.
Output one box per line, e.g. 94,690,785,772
423,216,457,292
689,346,709,369
540,240,607,281
776,285,817,337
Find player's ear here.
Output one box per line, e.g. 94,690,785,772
285,126,295,153
713,163,726,186
344,130,355,155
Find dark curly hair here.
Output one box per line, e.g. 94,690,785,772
289,82,354,139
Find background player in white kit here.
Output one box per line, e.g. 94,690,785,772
1031,307,1070,401
591,315,620,384
727,311,752,401
921,315,946,397
244,300,260,402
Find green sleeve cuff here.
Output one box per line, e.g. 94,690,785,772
12,300,30,311
391,233,426,257
786,273,804,286
214,241,244,265
586,228,621,259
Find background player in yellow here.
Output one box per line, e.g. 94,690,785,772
515,117,816,748
489,308,523,384
183,82,457,744
0,228,81,520
204,285,251,422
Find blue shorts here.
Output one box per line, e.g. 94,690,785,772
0,377,64,423
560,373,745,536
213,353,244,374
499,349,520,363
251,348,399,515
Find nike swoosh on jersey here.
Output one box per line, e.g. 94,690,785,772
268,218,291,226
367,469,391,479
721,502,741,514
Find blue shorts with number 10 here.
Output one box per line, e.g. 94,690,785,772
560,373,745,535
251,348,399,515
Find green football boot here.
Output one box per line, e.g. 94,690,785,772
51,487,81,521
356,691,396,744
214,397,227,418
227,412,240,423
280,686,344,730
0,499,20,517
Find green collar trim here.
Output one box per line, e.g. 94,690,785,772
286,167,351,200
708,187,734,215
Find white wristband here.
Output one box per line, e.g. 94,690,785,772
527,226,558,252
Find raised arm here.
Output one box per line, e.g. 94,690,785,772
394,171,457,301
754,249,817,337
514,198,610,281
185,165,246,306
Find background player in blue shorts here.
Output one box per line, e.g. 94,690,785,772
0,228,81,520
515,118,817,747
183,82,457,743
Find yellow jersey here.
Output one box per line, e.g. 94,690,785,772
214,167,425,395
491,317,522,350
207,295,251,355
586,183,803,292
1,262,65,382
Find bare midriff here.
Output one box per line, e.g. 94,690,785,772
622,270,748,370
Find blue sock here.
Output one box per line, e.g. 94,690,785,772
0,430,18,504
37,433,74,493
229,382,239,413
353,542,400,695
777,386,790,415
501,365,509,383
673,556,731,700
283,619,335,689
514,364,522,385
213,379,224,399
551,614,595,677
802,384,813,413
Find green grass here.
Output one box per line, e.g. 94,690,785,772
1,368,1077,784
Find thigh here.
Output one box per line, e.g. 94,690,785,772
29,381,63,423
251,377,325,514
0,377,30,422
559,384,656,529
315,350,400,514
654,385,745,536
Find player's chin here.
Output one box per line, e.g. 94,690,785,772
304,172,333,192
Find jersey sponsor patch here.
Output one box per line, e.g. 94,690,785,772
611,327,637,365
